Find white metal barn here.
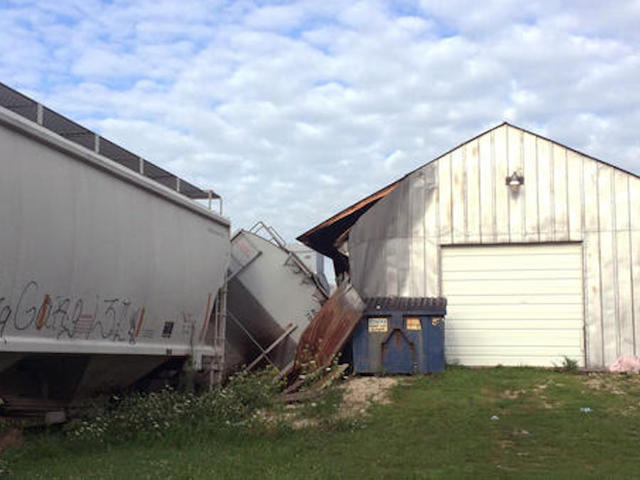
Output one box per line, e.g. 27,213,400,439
298,123,640,369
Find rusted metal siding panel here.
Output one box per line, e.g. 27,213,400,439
553,144,569,241
582,159,603,366
348,184,399,299
583,157,600,233
409,170,426,297
362,241,389,299
633,227,640,356
385,238,400,296
494,127,509,243
425,239,439,297
631,176,640,355
424,163,440,297
523,131,539,242
451,148,466,244
598,165,618,365
583,232,603,366
392,178,412,296
537,137,554,242
388,180,410,241
479,133,495,243
507,126,524,242
466,141,481,243
628,177,640,355
439,154,453,244
346,237,367,297
614,170,634,355
567,151,584,241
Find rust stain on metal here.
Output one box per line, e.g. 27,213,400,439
35,294,50,330
199,293,213,341
290,281,365,381
134,307,146,338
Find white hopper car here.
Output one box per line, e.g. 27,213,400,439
0,83,230,416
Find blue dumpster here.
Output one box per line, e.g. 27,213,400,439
351,297,446,374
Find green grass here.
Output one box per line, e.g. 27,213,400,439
3,367,640,479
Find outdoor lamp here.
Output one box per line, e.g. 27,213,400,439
505,171,524,190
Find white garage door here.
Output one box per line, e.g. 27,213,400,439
441,244,584,367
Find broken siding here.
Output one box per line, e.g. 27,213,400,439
349,124,640,368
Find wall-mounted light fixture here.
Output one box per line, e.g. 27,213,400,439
505,171,524,190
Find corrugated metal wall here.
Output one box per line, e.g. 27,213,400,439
349,124,640,368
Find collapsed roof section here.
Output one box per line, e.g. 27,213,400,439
296,181,400,276
0,81,219,201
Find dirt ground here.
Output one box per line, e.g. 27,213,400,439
582,372,640,398
275,375,402,429
338,376,400,417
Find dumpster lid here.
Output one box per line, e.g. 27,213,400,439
364,297,447,315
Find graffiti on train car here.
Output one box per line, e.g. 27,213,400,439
0,280,151,343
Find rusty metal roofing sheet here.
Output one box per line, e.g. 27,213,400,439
297,186,392,239
292,281,365,375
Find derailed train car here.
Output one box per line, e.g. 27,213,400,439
0,83,230,416
226,224,329,374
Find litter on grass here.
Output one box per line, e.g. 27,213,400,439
609,355,640,373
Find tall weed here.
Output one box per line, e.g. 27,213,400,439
64,367,280,445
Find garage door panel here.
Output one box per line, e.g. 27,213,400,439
443,261,581,272
446,329,582,347
442,244,584,367
443,244,580,256
447,305,583,318
443,270,581,280
445,294,582,305
444,279,582,296
443,255,581,271
448,319,583,330
446,344,583,356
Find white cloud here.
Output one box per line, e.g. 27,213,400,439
244,4,305,30
1,0,639,243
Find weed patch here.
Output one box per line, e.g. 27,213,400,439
63,367,281,445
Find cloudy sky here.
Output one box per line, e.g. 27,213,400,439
2,0,639,242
